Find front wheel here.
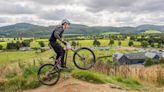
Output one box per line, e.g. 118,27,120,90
37,64,60,86
73,47,96,70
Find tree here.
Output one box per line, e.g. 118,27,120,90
130,36,136,41
118,41,121,46
157,43,162,48
71,41,76,48
22,41,30,47
150,43,155,47
16,41,22,50
97,40,101,47
109,39,114,46
93,39,97,46
148,38,154,45
128,41,134,47
39,41,45,47
76,41,79,47
141,41,149,47
0,45,3,50
93,39,101,47
6,42,17,49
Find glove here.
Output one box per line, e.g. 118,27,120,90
62,41,67,45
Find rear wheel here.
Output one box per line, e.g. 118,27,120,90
37,64,60,86
73,47,96,70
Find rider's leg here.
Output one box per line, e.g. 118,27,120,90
50,42,66,67
55,53,60,64
59,49,65,67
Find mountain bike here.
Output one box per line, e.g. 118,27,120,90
37,44,96,85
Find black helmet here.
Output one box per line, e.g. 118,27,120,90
61,19,70,25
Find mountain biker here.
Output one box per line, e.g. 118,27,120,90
49,19,70,69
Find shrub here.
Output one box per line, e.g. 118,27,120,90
5,71,17,78
0,45,3,50
38,41,45,47
159,58,164,64
6,42,17,49
144,58,154,66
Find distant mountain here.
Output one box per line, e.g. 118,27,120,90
136,24,164,31
0,23,163,37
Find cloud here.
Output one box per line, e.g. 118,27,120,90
0,1,39,15
82,0,164,13
0,0,163,26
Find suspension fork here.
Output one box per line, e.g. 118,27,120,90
71,49,83,59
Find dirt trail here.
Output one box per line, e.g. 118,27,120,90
24,78,144,92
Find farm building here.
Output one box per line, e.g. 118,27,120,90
113,52,145,64
113,51,163,64
19,47,32,51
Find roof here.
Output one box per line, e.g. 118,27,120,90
124,52,145,59
162,52,164,58
113,53,124,60
145,52,158,58
113,51,164,61
157,52,164,58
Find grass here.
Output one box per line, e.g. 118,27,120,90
102,32,120,35
0,51,37,65
142,30,161,34
0,61,41,91
0,49,55,65
0,38,141,49
76,39,140,47
72,70,144,90
0,51,36,64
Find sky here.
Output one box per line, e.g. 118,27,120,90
0,0,164,27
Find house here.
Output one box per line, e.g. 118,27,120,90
113,51,163,64
145,52,160,59
92,46,111,50
113,53,130,64
113,52,145,64
19,47,32,51
158,52,164,58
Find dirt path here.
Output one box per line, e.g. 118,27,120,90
24,78,144,92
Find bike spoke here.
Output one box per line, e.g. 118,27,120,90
38,64,60,85
73,48,96,70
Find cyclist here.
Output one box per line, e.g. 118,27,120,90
49,19,70,69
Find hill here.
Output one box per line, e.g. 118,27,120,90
24,78,141,92
0,23,164,37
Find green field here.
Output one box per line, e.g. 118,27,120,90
0,51,36,64
0,50,55,65
76,39,140,47
142,30,161,34
0,38,141,49
102,32,120,35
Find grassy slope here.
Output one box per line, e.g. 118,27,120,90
72,70,144,90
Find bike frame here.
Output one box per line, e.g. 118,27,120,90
64,48,83,65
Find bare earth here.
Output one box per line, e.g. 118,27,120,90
24,78,144,92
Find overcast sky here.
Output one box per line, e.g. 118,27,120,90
0,0,164,27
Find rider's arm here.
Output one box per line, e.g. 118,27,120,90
54,28,66,45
